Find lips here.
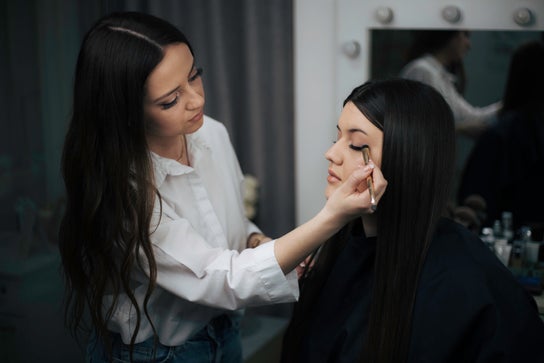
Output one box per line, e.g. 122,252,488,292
327,169,341,183
189,111,203,123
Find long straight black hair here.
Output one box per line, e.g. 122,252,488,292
354,79,455,362
58,11,193,355
283,79,455,363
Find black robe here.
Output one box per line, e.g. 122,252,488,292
282,218,544,363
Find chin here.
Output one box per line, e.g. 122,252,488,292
187,119,204,134
324,186,334,199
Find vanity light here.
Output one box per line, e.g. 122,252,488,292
341,40,361,59
441,5,462,24
513,8,534,26
375,6,394,25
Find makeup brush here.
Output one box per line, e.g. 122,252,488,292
361,145,377,211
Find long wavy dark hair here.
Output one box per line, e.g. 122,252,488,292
283,79,455,362
58,11,192,355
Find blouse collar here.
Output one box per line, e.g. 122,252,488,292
150,127,212,188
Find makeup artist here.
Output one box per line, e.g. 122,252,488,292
400,30,501,139
58,12,385,363
281,79,544,363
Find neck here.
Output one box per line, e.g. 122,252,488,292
148,134,189,164
432,49,454,69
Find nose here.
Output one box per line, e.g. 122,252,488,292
325,142,342,165
187,84,205,110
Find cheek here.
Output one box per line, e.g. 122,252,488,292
369,143,383,168
373,155,383,169
143,111,160,135
344,155,363,177
145,110,181,136
197,86,205,99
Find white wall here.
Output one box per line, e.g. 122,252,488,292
294,0,337,224
294,0,544,225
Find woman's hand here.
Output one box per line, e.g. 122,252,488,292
247,233,272,248
323,163,387,223
295,255,313,279
273,164,387,274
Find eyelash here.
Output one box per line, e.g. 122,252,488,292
159,68,203,110
161,93,179,110
349,144,365,151
189,67,203,82
161,68,204,110
332,141,365,151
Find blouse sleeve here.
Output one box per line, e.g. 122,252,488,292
146,216,299,311
402,59,501,126
445,91,501,126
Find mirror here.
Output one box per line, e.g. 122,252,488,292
370,29,541,107
369,29,543,232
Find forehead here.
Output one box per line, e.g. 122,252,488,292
145,43,193,98
339,102,381,135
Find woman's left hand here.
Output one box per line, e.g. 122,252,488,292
247,233,272,248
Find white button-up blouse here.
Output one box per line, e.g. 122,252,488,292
106,116,298,345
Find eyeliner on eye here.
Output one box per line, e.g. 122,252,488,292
349,144,365,151
160,96,178,110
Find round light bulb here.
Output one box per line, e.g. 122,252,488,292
442,6,462,24
513,8,534,26
375,6,394,24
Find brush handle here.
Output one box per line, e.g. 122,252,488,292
362,146,377,211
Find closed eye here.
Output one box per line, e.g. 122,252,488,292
349,144,365,151
160,94,179,110
332,141,365,151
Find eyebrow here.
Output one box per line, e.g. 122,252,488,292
336,124,368,136
151,61,197,104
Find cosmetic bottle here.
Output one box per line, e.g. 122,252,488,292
501,211,514,243
480,227,495,251
492,219,503,240
520,226,541,269
510,226,531,269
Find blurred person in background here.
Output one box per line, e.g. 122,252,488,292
401,30,501,139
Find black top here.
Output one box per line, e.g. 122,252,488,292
282,218,544,363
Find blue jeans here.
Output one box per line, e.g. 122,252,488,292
87,314,242,363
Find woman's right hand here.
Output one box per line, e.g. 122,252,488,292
323,163,387,224
273,163,386,274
